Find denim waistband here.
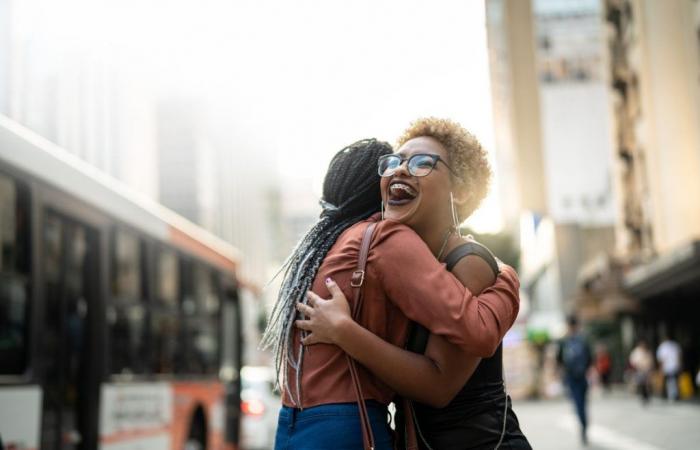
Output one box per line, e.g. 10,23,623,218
279,401,388,424
275,401,393,450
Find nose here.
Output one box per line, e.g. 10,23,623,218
393,158,411,177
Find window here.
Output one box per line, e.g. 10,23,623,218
180,264,220,374
157,249,179,307
0,174,30,375
151,248,180,374
113,230,141,299
41,213,98,449
108,230,147,375
42,214,63,385
193,264,220,316
221,283,240,381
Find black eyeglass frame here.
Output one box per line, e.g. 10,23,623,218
378,153,462,179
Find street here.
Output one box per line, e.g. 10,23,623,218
513,391,700,450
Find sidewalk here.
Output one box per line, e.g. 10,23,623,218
512,389,700,450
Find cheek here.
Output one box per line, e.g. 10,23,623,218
419,177,450,206
380,178,389,201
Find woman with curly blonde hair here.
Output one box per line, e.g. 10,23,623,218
268,132,519,450
298,118,531,449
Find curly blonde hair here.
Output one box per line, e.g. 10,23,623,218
397,117,492,220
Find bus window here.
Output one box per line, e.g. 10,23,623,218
181,265,220,375
0,173,30,375
41,212,100,450
157,250,179,307
108,230,147,376
152,248,179,374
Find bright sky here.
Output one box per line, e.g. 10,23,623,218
225,0,503,232
23,0,503,232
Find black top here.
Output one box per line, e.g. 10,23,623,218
397,241,531,450
444,241,500,274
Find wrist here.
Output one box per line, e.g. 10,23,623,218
333,315,355,346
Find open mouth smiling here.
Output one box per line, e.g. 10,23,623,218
387,180,418,206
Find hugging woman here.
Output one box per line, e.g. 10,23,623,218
299,119,531,449
263,119,528,450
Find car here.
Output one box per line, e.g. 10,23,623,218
240,366,280,450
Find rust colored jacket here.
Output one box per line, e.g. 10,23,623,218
283,214,520,408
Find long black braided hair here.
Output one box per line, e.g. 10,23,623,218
261,138,393,405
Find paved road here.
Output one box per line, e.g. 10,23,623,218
512,391,700,450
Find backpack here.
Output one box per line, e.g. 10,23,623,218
562,335,590,379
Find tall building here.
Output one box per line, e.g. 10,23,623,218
156,99,204,224
595,0,700,371
535,0,616,226
486,0,548,229
486,0,619,345
534,0,618,317
605,0,700,258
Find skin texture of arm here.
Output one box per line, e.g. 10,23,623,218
365,221,519,356
298,254,497,408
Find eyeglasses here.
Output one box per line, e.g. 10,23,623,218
378,153,461,178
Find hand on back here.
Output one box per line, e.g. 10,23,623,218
295,278,351,346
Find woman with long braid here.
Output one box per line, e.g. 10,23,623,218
265,132,520,450
262,138,394,403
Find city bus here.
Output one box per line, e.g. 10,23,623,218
0,115,243,450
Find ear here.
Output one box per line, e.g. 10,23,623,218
451,188,470,206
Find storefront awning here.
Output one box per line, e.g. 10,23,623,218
623,240,700,300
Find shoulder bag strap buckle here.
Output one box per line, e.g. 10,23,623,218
350,269,365,287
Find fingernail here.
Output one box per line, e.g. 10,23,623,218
325,277,332,284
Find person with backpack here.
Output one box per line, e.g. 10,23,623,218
557,315,593,445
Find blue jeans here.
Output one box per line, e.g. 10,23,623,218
665,373,679,400
274,402,393,450
566,377,588,431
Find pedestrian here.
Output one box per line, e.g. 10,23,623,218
629,339,654,404
558,315,593,445
262,132,522,450
595,343,612,392
656,334,682,401
299,119,531,449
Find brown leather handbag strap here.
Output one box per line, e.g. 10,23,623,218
347,355,373,449
347,222,377,450
403,398,418,450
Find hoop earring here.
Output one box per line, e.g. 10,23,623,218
381,201,385,220
450,192,462,237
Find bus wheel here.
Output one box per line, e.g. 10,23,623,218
184,408,207,450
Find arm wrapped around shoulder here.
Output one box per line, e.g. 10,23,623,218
373,221,520,357
451,265,520,356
